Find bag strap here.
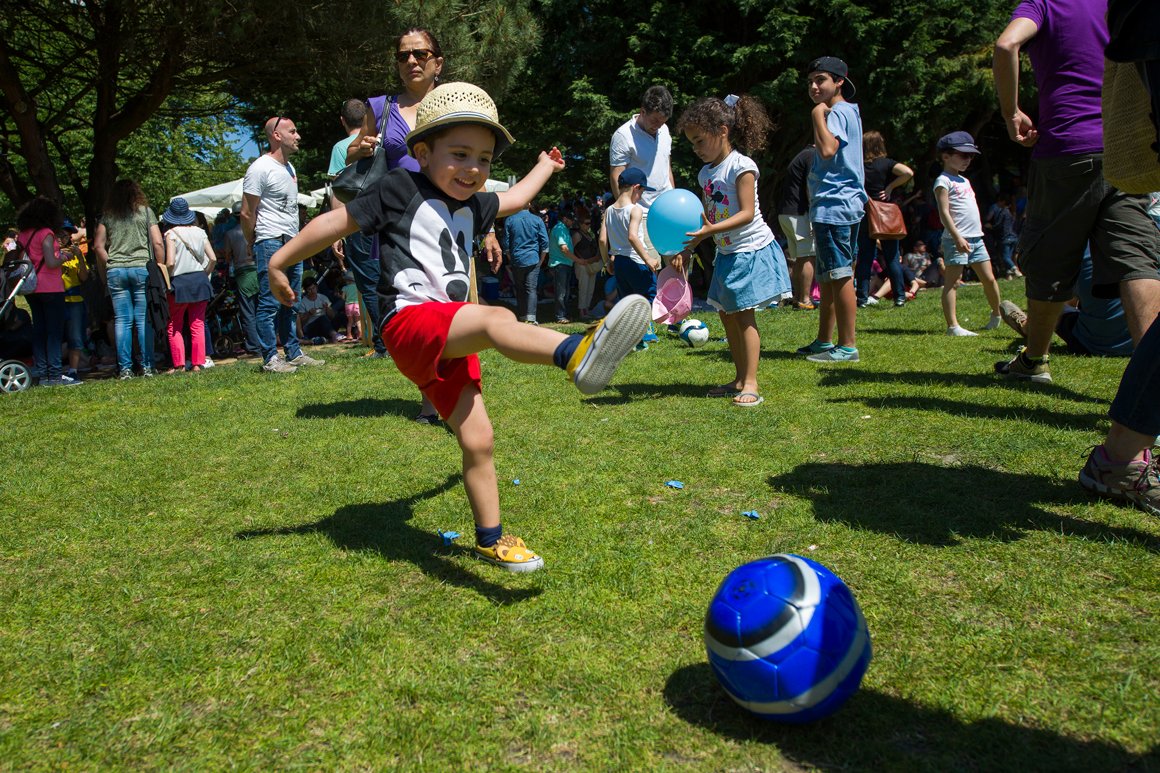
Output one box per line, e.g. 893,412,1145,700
170,227,206,265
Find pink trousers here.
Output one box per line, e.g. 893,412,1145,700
167,296,207,368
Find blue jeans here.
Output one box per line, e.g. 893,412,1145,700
995,238,1017,275
855,221,904,304
27,292,67,380
65,301,87,351
552,263,572,320
513,263,540,322
1109,315,1160,436
235,283,261,354
814,222,858,282
106,266,154,372
254,237,302,363
346,231,386,353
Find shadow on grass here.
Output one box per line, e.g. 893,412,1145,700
767,462,1158,550
296,397,419,420
584,381,719,405
816,368,1107,404
236,475,540,605
827,395,1106,432
663,663,1154,771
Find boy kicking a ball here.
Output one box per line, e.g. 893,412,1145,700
268,83,651,572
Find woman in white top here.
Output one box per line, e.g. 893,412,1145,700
161,198,216,372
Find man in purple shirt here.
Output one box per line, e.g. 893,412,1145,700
992,0,1160,384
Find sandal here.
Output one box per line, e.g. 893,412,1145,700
732,392,764,407
707,384,741,398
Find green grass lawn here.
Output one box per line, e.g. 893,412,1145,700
2,285,1157,770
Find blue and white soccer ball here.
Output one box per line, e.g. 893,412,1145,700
704,554,872,723
678,318,710,348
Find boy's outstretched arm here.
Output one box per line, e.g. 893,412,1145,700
269,208,360,306
496,149,565,217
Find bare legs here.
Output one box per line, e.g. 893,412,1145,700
817,276,856,348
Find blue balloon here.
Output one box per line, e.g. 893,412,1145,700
646,188,703,256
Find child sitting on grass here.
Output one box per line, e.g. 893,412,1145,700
267,83,651,572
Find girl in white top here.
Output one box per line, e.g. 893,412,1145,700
161,198,217,372
676,95,790,407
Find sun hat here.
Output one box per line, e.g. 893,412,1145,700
936,131,981,154
618,167,656,191
162,197,197,226
652,265,693,324
405,82,515,157
807,56,856,99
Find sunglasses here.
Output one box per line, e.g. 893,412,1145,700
270,116,285,132
396,48,436,64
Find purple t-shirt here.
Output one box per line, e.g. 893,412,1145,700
1012,0,1107,159
369,94,421,173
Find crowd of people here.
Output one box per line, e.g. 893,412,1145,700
4,3,1158,562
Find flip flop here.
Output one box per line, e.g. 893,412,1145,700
732,392,764,407
707,384,741,398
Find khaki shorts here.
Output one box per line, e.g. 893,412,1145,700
1018,154,1160,302
778,214,815,260
639,210,664,266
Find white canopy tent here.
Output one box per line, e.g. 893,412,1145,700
173,179,321,220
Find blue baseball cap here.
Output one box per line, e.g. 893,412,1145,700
937,131,980,154
59,218,78,233
618,167,655,191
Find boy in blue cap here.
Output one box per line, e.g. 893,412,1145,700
797,56,867,363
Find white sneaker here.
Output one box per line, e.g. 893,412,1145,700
288,353,325,367
982,313,1002,331
947,326,978,337
262,355,297,373
202,357,215,369
566,295,651,395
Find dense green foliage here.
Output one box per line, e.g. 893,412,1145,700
500,0,1029,202
2,0,1036,224
1,288,1157,767
0,0,537,226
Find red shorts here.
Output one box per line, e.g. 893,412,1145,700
382,302,481,420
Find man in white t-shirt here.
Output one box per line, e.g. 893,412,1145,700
609,85,675,207
609,85,679,337
241,115,322,372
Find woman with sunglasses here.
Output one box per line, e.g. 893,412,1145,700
338,28,446,420
347,27,502,424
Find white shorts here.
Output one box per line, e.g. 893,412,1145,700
778,214,815,260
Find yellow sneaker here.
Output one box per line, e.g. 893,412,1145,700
474,534,544,573
566,295,651,395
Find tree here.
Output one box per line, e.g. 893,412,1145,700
501,0,1030,206
0,0,538,228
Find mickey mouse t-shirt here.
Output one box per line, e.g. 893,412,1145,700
346,167,500,320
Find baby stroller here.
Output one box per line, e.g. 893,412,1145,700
0,255,35,392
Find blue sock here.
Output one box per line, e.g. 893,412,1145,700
476,524,503,547
553,334,583,369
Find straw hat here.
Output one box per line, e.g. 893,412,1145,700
1103,60,1160,195
405,82,515,157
